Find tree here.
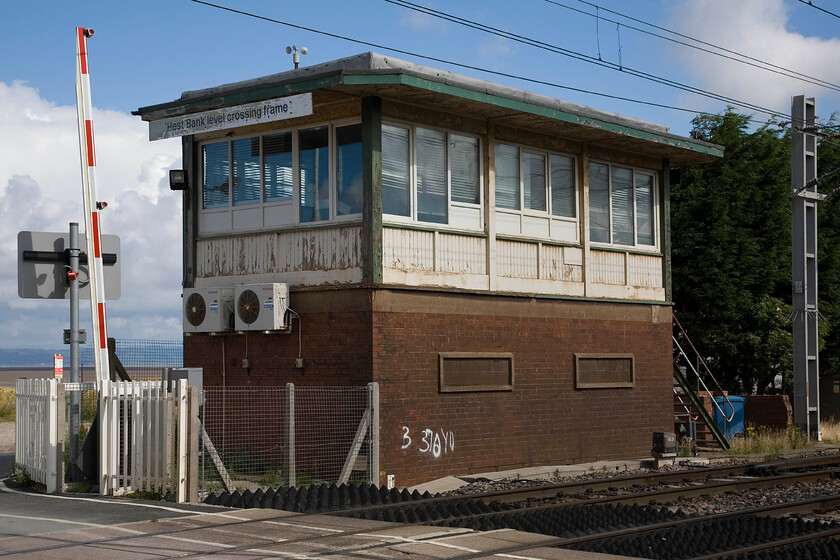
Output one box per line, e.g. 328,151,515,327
672,110,792,393
815,123,840,381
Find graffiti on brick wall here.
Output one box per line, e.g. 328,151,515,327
401,425,455,458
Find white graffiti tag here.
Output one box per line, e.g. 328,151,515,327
400,426,455,458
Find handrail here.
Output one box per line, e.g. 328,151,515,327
673,313,736,423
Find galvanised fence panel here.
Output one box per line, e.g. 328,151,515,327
201,383,378,495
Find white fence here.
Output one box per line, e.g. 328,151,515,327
15,378,198,501
15,379,65,493
99,379,195,501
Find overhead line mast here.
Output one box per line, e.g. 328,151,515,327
75,27,110,383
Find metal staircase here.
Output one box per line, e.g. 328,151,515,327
673,313,733,451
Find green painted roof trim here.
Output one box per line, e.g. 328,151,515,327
139,75,345,118
342,74,723,159
137,63,721,161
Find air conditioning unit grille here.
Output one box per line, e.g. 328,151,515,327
183,287,234,333
185,292,207,327
237,289,260,325
234,283,289,331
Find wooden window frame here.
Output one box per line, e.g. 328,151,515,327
574,353,635,389
439,352,514,393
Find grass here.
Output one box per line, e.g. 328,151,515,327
820,418,840,444
0,388,14,422
0,388,97,423
727,424,810,459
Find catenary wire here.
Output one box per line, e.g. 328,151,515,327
543,0,840,93
188,0,711,117
385,0,791,120
560,0,840,92
797,0,840,20
188,0,793,129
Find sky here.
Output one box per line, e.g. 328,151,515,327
2,0,840,352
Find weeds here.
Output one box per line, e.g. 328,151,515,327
259,468,285,487
0,388,14,422
0,388,96,423
727,424,810,457
123,486,175,502
10,463,33,487
678,436,696,457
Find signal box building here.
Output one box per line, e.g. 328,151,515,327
136,53,722,486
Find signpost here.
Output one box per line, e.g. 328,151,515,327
17,224,120,468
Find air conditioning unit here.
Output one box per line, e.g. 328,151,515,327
234,283,289,331
183,287,234,333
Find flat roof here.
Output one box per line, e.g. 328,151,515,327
135,52,722,166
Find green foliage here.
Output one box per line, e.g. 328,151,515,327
0,388,14,422
81,390,97,422
815,121,840,380
728,425,810,457
123,486,175,502
259,468,285,487
673,110,793,393
10,463,33,487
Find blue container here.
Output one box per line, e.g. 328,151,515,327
714,396,746,440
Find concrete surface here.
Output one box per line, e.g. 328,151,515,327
0,484,635,559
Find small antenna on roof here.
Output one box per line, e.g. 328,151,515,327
285,44,308,69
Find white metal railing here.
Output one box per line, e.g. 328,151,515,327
99,379,188,501
15,378,64,493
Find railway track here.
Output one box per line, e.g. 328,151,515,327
203,452,840,558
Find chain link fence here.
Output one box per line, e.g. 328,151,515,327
200,383,379,494
80,339,183,382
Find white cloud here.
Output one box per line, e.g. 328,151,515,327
399,9,450,34
666,0,840,119
476,37,516,63
0,82,182,349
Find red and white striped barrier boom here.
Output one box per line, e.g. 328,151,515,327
75,27,110,383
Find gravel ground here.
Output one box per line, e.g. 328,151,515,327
0,422,14,454
445,460,840,525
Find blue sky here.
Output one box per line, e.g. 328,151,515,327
2,0,840,352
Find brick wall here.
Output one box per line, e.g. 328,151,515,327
184,287,674,487
371,290,673,486
184,289,374,388
744,395,792,431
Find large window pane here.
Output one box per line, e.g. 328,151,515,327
232,138,260,206
382,125,410,217
264,132,292,202
203,141,230,209
336,124,362,216
550,154,575,218
416,128,447,224
299,126,330,222
495,143,520,210
588,162,610,243
611,166,634,245
523,151,546,211
636,173,655,245
451,134,479,204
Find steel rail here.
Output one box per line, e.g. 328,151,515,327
442,493,840,560
333,452,840,516
689,526,840,559
420,468,840,522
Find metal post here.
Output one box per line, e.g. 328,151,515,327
367,382,379,486
69,223,81,466
791,95,820,439
286,383,295,487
